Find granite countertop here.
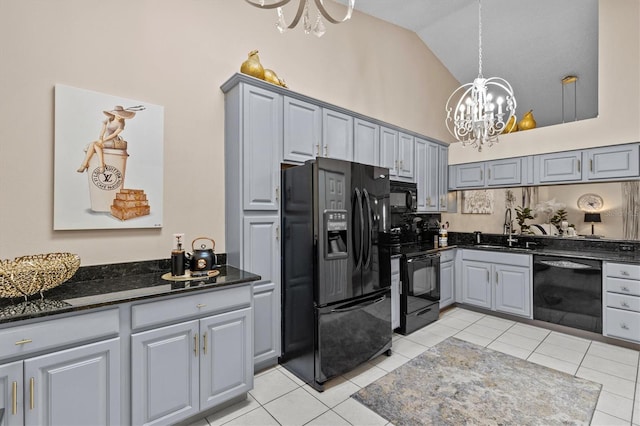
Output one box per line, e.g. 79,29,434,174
454,244,640,264
0,259,261,325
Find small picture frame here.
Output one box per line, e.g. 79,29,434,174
461,190,495,214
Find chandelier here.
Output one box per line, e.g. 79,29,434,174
244,0,355,37
445,0,517,152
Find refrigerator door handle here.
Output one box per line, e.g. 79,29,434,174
353,187,364,272
362,188,373,269
331,295,386,313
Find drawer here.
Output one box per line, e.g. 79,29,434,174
605,308,640,343
131,284,251,330
0,308,119,360
606,262,640,280
604,277,640,297
440,249,455,263
607,293,640,312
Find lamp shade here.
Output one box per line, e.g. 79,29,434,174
584,212,602,223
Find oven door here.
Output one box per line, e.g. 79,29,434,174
406,253,440,302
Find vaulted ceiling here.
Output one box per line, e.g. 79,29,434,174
338,0,599,129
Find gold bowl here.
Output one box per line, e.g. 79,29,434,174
0,253,81,299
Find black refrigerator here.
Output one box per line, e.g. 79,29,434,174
280,157,392,391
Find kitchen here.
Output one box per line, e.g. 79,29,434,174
1,1,639,425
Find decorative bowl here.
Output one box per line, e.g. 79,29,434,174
0,253,80,299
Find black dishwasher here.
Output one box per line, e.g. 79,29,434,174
533,255,602,333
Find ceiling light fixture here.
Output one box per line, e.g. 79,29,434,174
445,0,517,151
244,0,354,37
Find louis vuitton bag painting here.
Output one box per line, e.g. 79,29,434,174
54,85,164,230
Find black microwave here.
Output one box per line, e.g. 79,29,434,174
390,181,417,213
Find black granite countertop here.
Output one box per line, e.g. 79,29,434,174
454,244,640,263
0,258,261,325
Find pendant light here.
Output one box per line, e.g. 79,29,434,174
445,0,517,151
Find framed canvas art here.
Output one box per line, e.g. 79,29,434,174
54,85,164,230
461,190,495,214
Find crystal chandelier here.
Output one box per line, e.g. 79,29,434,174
245,0,355,37
445,0,517,152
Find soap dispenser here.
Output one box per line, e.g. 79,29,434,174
171,233,186,276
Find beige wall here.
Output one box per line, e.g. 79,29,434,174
0,1,458,264
448,0,640,165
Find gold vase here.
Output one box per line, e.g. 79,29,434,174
240,50,265,80
518,110,537,131
503,115,518,133
263,69,281,86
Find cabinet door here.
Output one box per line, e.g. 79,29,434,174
200,307,252,411
283,96,321,163
131,322,199,426
537,151,583,183
391,257,401,330
398,132,414,179
415,138,438,212
454,163,485,188
494,264,531,318
322,108,353,161
0,361,22,426
438,145,448,211
243,215,280,284
24,338,120,426
486,158,522,186
253,281,281,366
461,260,492,309
586,144,640,180
353,118,379,166
242,85,282,211
440,260,455,309
379,127,398,177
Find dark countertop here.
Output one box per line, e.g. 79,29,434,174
0,260,261,325
454,244,640,263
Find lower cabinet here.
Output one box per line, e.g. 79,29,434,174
0,338,120,426
131,308,252,426
461,250,531,318
603,262,640,343
253,281,280,368
439,250,455,309
391,255,401,330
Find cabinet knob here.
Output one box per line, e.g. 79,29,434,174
621,286,630,292
620,322,629,330
621,271,630,276
621,301,630,308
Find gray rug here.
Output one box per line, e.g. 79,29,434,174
352,337,601,425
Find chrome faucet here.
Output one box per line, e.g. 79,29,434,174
503,208,513,235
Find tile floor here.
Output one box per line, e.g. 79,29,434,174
188,307,640,426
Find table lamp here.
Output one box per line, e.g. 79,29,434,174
584,212,601,235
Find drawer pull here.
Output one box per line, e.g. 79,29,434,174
620,322,630,330
621,301,630,308
621,271,630,276
203,332,207,355
196,304,206,309
621,286,631,292
15,339,32,346
194,333,199,357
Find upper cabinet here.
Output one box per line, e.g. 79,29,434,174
380,126,399,176
353,118,380,166
398,132,415,179
283,96,321,163
438,145,449,211
449,142,640,190
322,108,353,161
586,144,640,180
415,138,439,212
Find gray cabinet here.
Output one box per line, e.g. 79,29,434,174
536,151,583,183
380,126,399,177
586,144,640,180
486,158,522,186
283,96,321,163
224,80,282,370
438,145,449,211
603,262,640,343
453,163,485,188
391,256,401,330
398,132,415,179
0,361,21,426
322,108,353,161
439,250,455,308
0,338,120,426
353,118,379,166
415,138,439,212
252,281,280,367
461,250,531,318
131,296,252,426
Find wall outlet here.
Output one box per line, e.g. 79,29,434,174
619,244,635,252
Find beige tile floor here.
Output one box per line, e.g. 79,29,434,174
188,307,640,426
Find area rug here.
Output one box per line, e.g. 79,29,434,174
352,337,601,425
